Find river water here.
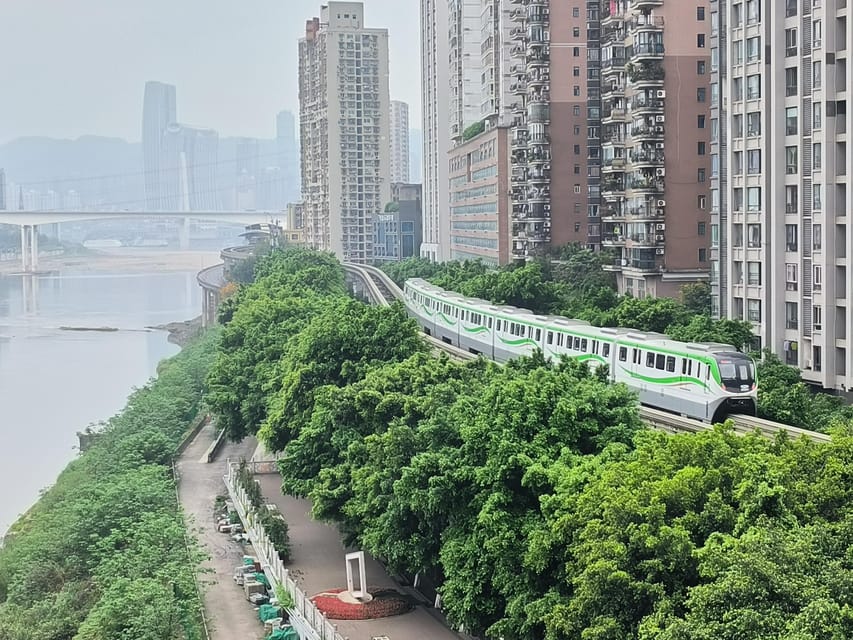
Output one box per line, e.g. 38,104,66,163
0,268,203,535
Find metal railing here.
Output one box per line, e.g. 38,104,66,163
224,461,345,640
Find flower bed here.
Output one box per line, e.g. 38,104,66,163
310,587,413,620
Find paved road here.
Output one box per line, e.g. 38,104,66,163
258,475,462,640
176,423,265,640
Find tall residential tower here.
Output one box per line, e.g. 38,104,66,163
298,2,391,262
390,100,411,183
142,81,177,210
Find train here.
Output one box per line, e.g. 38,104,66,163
403,277,757,423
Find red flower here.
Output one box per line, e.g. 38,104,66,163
310,587,413,620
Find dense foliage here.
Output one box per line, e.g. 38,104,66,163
0,331,219,640
211,249,853,639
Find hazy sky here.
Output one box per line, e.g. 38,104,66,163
0,0,421,144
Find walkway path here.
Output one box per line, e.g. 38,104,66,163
257,474,462,640
176,422,264,640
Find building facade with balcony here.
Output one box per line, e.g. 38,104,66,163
298,2,391,263
598,0,712,297
507,0,602,260
449,126,512,265
714,0,853,394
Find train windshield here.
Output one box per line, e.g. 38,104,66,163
715,354,756,392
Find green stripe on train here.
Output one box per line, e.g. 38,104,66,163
463,325,489,334
619,366,710,391
498,336,538,347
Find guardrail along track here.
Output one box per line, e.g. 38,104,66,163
343,263,831,445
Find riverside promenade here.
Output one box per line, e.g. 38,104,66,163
250,443,464,640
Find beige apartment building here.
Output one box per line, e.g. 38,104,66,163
298,2,391,263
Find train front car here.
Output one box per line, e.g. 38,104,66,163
710,351,758,421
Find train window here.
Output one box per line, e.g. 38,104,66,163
487,317,493,329
591,340,598,354
633,348,640,364
656,354,666,370
581,339,588,351
547,331,553,345
646,352,656,368
603,343,611,357
574,337,581,350
558,334,564,347
682,359,688,375
619,346,627,361
666,356,676,372
535,328,541,341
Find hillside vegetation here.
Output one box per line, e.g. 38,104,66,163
207,248,853,639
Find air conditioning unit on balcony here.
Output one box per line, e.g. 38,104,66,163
656,223,666,230
655,115,665,123
656,234,665,242
656,90,666,98
656,248,665,255
657,199,666,207
656,208,665,216
655,142,664,149
621,259,629,266
654,126,665,133
655,168,666,177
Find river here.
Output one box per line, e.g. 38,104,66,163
0,261,211,535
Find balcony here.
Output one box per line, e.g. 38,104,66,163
632,0,664,9
602,157,627,173
511,132,528,149
601,2,627,24
526,51,549,68
527,103,550,125
601,178,626,197
527,70,550,87
630,123,665,141
629,149,665,168
624,259,660,272
527,8,549,24
627,177,665,194
629,97,664,115
627,233,664,247
527,147,551,166
527,168,550,184
601,206,626,221
528,186,550,203
602,82,626,98
510,80,527,95
511,169,527,184
627,61,665,87
626,205,665,220
601,234,627,247
602,106,628,123
528,133,550,148
510,27,526,41
628,15,664,33
602,57,627,74
630,42,665,63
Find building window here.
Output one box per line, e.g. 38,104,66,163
733,224,744,247
786,185,798,214
698,168,706,182
573,105,581,116
574,164,581,174
814,183,823,210
785,224,798,252
785,146,798,174
733,188,744,211
746,0,760,24
710,48,718,71
732,151,744,174
814,224,822,250
786,0,797,16
733,77,744,101
698,34,706,48
748,299,761,322
747,74,761,99
786,302,799,329
746,36,761,61
733,40,744,65
573,27,580,37
698,142,706,155
698,114,706,129
711,118,718,140
732,3,743,27
814,266,823,292
699,248,707,262
747,149,761,174
814,306,823,331
785,107,798,135
573,66,580,77
574,144,581,154
697,60,706,74
573,85,581,96
698,222,706,235
574,184,581,193
747,224,761,248
747,261,762,285
813,104,822,130
732,114,744,138
747,111,761,136
785,67,798,96
747,187,761,211
572,7,580,17
697,6,705,19
814,61,822,88
813,143,822,170
786,264,799,291
698,195,707,209
573,47,580,56
697,87,706,102
711,224,719,247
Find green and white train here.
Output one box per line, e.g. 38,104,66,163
404,278,757,423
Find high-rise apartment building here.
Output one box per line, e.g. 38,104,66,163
390,100,411,182
299,2,391,263
142,81,177,211
420,0,452,261
714,0,853,393
0,169,5,211
508,0,601,260
449,0,485,143
160,124,220,211
597,0,712,297
479,0,515,127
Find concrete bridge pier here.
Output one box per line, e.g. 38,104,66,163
20,224,38,273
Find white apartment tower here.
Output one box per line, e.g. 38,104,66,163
449,0,486,142
420,0,452,261
298,2,391,263
390,100,411,183
479,0,516,127
715,0,853,393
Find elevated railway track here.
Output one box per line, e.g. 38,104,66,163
343,262,832,445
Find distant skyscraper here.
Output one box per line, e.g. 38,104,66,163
420,0,451,261
390,101,410,183
299,2,391,263
277,110,301,204
0,169,6,211
408,128,423,183
161,124,220,211
142,81,177,210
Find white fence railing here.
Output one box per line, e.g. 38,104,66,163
223,461,345,640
